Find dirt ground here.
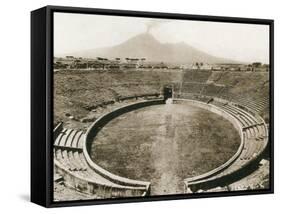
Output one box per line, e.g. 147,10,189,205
91,102,240,195
53,182,98,202
228,159,270,191
203,158,270,193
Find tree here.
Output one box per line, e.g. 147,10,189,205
252,62,262,67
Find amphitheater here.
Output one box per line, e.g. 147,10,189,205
53,68,270,201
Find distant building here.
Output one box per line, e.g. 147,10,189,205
211,66,222,71
123,58,141,69
200,63,212,70
153,62,168,69
192,62,212,70
66,56,74,59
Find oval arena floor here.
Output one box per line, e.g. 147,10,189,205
90,102,240,195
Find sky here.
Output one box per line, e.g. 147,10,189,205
54,12,270,63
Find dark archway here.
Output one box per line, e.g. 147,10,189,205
163,86,173,101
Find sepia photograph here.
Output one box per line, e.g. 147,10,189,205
52,11,271,202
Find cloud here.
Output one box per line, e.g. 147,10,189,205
145,20,170,33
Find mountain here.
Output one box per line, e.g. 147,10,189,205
65,33,236,64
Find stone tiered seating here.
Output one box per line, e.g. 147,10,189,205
215,102,266,163
233,96,269,114
54,129,84,151
223,105,260,126
54,128,149,198
201,84,224,97
217,86,232,100
181,83,204,94
183,70,212,83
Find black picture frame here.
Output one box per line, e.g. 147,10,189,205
31,5,274,208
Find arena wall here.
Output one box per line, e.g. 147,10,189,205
55,97,267,196
54,159,147,198
53,122,63,140
84,98,247,194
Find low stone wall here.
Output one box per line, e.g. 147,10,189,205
84,99,165,192
84,98,248,194
55,97,268,196
53,122,63,140
54,160,147,198
118,93,160,101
